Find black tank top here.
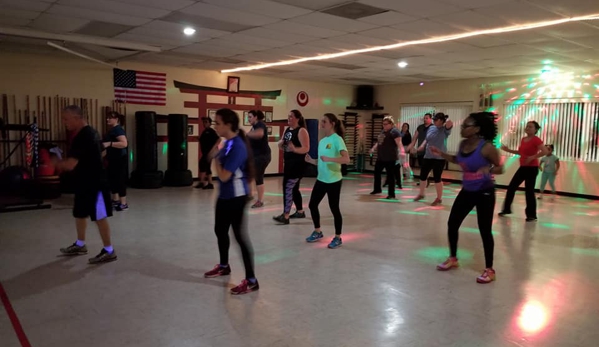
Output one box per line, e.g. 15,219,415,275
283,127,305,178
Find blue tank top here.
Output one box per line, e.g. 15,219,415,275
457,140,494,191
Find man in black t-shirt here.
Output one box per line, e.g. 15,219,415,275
195,117,221,189
56,105,117,264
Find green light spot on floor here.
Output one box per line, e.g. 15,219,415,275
571,248,599,257
377,198,398,202
461,227,498,235
541,223,570,230
398,210,428,215
162,143,168,155
469,211,476,215
342,177,358,180
415,247,473,265
264,192,284,197
349,172,361,175
255,249,297,265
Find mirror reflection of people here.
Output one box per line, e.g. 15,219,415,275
247,110,271,208
56,105,117,264
103,112,128,211
196,116,221,189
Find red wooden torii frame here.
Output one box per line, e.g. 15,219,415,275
172,80,283,163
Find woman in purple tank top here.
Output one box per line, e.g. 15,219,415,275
429,112,504,284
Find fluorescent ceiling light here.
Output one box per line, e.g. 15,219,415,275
183,27,196,36
397,61,408,68
221,13,599,73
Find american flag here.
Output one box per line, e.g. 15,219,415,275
113,69,167,106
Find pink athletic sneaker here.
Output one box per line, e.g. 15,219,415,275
436,257,459,271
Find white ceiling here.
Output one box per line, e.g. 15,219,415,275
1,0,599,84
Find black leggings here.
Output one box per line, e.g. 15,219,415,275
448,188,496,268
502,166,539,218
283,176,302,214
374,160,397,196
215,196,255,279
309,180,343,235
107,155,127,197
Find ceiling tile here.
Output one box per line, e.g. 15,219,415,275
474,1,566,24
173,43,252,57
491,30,554,44
183,2,280,26
0,8,41,20
160,12,252,33
57,0,170,18
0,15,31,26
47,5,152,26
219,33,291,48
436,0,513,9
569,36,599,49
289,12,379,32
528,39,591,53
391,19,466,38
140,20,231,38
526,0,599,17
112,33,181,49
201,38,271,52
328,34,396,47
302,39,364,51
357,9,416,26
237,27,316,44
360,0,464,17
430,10,510,31
76,21,133,38
358,27,422,42
112,0,195,11
263,21,346,38
30,13,90,33
1,0,51,12
203,0,311,19
126,26,220,44
456,35,512,48
271,0,349,11
539,23,599,40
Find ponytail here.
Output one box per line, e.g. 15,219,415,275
324,113,345,138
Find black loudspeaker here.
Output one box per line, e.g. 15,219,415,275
130,111,163,189
356,85,374,108
304,119,319,177
164,114,193,186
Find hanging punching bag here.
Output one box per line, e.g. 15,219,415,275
164,114,193,186
304,118,319,177
130,111,163,188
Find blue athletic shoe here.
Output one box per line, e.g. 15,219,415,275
306,231,323,243
328,237,342,249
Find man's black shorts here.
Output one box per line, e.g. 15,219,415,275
73,189,113,221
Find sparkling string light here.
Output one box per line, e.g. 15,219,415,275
221,13,599,73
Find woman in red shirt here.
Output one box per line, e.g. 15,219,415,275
498,121,549,221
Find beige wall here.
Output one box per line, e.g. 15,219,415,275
0,52,353,177
375,73,599,197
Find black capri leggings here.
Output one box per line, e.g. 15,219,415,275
214,196,255,280
254,154,271,186
309,180,343,235
420,158,445,183
447,188,495,268
107,155,128,197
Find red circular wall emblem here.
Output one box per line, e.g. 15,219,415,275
296,91,309,107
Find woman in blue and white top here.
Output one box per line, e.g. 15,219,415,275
202,108,258,295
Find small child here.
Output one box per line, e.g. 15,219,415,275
538,144,560,199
